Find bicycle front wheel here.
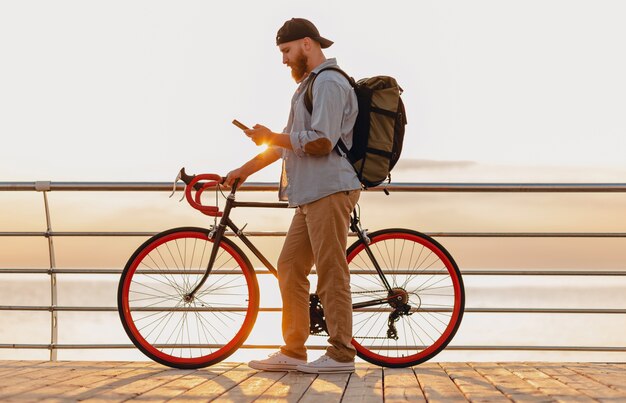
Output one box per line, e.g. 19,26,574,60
348,229,464,367
118,227,259,369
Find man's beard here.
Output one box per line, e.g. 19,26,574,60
290,54,308,82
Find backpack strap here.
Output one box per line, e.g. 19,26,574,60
303,66,355,156
304,66,355,114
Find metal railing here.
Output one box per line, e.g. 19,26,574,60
1,181,626,359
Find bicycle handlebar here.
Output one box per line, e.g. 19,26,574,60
176,167,239,217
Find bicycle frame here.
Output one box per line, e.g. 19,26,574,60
119,169,465,369
184,181,397,310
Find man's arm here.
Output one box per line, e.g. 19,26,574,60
245,124,333,156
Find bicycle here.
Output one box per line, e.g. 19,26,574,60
117,168,465,369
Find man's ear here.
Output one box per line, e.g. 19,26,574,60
302,37,312,51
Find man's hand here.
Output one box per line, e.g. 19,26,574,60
224,167,249,188
244,124,273,146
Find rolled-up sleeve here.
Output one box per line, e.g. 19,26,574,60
289,80,348,157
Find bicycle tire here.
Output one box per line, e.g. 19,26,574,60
118,227,259,369
347,228,464,367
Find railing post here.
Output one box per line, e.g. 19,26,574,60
36,181,57,361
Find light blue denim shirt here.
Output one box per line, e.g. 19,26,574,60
276,58,361,207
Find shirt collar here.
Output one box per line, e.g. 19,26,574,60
310,58,338,75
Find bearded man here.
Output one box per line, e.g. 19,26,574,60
225,17,360,373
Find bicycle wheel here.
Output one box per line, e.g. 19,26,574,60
347,228,464,367
118,227,259,369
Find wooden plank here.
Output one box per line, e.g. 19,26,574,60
169,364,258,401
413,363,467,403
0,360,57,384
534,363,625,402
0,360,45,377
127,363,236,402
255,371,317,403
79,367,193,402
5,361,133,401
341,364,383,402
0,361,96,398
212,370,286,402
383,367,426,403
503,363,595,403
566,363,626,394
298,372,350,403
470,363,549,403
48,362,165,402
48,362,177,402
32,362,172,402
440,362,510,402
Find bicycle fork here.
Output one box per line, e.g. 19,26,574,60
184,183,240,302
349,211,395,309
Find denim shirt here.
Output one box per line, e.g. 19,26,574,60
276,58,361,207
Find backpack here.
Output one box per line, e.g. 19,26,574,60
304,67,407,189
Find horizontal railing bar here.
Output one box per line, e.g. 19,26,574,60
3,182,626,192
454,270,626,276
0,306,280,313
2,268,625,276
3,231,626,239
447,346,626,352
0,232,159,237
428,233,626,238
2,306,624,314
466,308,626,314
0,344,624,352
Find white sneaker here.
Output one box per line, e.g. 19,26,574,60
248,351,307,371
296,354,355,374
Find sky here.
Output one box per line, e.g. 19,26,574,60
1,0,626,183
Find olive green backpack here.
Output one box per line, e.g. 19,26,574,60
304,67,407,189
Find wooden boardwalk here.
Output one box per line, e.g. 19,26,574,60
0,360,625,402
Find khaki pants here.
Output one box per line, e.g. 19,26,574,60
278,190,360,363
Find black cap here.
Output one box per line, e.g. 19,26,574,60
276,18,333,48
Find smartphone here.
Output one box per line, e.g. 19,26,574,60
232,119,250,131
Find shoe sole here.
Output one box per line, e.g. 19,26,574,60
296,366,355,374
248,362,301,372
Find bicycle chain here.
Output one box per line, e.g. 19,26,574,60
351,290,388,295
311,333,393,340
312,289,405,340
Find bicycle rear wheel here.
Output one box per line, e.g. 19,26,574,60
347,229,464,367
118,227,259,369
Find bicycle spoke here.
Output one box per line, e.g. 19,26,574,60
152,249,186,295
143,255,182,294
140,300,183,341
130,282,181,302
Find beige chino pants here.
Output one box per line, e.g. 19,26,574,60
278,189,360,363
